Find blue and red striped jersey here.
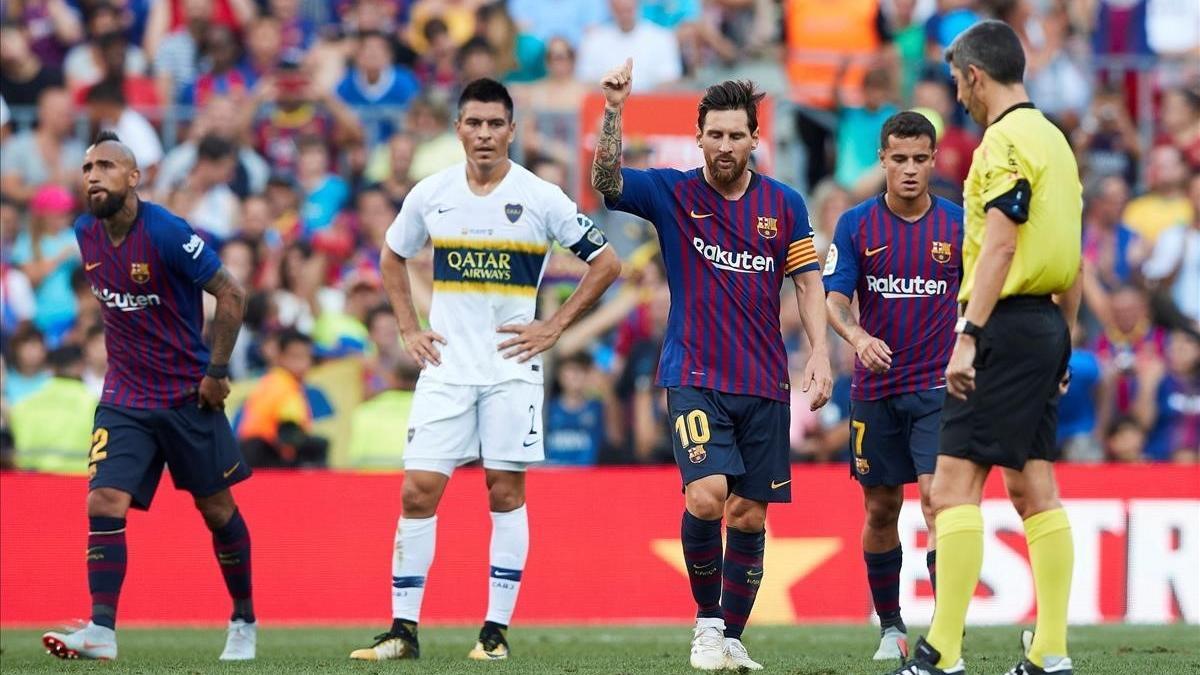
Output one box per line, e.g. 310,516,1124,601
606,168,820,403
74,200,222,409
823,195,964,401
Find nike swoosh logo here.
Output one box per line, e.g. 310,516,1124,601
437,207,454,214
82,641,109,650
223,461,241,479
864,246,888,257
770,479,791,489
522,438,541,448
85,262,102,271
690,210,713,219
746,569,763,577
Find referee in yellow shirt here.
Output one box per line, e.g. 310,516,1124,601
886,21,1082,675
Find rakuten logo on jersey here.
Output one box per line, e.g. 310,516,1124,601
866,275,948,299
692,237,775,274
92,286,162,312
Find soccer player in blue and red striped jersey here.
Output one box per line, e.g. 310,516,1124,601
592,60,833,671
41,132,256,663
822,111,964,662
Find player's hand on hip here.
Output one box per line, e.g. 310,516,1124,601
945,335,977,399
402,329,447,369
600,58,633,108
498,320,562,363
853,335,893,374
802,351,833,411
198,375,230,410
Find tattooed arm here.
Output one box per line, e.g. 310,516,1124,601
591,58,634,202
826,290,891,374
199,268,246,408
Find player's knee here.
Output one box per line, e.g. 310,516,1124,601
194,493,236,530
87,488,131,518
726,508,765,532
864,493,902,530
401,483,439,518
1012,494,1061,521
685,491,725,521
487,484,524,512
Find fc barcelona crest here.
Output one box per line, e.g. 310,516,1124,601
756,215,778,239
130,262,150,284
931,241,952,264
504,203,523,223
688,444,707,464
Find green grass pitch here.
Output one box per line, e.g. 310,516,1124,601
2,625,1198,673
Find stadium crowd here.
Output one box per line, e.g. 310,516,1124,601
0,0,1197,473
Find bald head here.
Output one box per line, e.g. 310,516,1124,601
83,134,140,219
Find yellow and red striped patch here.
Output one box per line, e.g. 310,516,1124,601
785,237,819,274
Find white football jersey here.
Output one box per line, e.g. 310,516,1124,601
385,161,608,385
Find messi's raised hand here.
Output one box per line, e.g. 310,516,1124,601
601,58,633,108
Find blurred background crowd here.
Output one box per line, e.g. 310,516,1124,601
0,0,1197,474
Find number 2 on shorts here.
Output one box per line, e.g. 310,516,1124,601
674,410,711,448
88,428,109,478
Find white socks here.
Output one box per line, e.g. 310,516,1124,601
391,515,436,622
485,504,529,626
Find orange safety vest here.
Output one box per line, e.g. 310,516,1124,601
785,0,882,109
237,368,312,444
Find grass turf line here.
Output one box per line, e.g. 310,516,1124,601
2,625,1198,674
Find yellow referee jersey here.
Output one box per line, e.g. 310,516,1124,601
960,103,1081,302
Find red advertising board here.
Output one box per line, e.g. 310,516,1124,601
575,92,775,213
1,466,1196,627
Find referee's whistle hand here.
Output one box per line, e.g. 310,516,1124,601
945,337,977,399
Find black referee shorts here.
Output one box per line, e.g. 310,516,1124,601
940,295,1070,470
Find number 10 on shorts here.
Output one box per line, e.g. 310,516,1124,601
675,410,711,464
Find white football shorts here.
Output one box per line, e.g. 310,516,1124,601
402,378,545,475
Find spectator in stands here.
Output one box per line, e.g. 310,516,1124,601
639,0,734,77
404,0,477,56
177,23,251,106
79,29,160,112
1097,286,1168,430
264,172,302,240
363,132,417,205
242,14,282,81
156,94,270,200
269,0,318,56
1158,86,1200,173
545,351,608,466
791,343,853,463
1134,329,1200,462
238,328,329,467
81,322,106,398
312,268,380,357
1082,175,1145,293
835,64,898,198
509,0,606,49
345,186,395,273
7,0,83,68
363,303,402,396
456,36,499,88
10,184,80,341
84,77,163,174
1058,324,1105,461
151,0,216,102
295,135,349,236
274,240,338,332
0,87,84,202
923,0,980,62
911,69,977,193
64,2,148,90
613,280,672,464
164,134,240,240
1011,0,1092,131
335,30,421,141
4,326,50,405
347,355,419,469
475,2,525,79
1143,173,1200,331
1104,415,1146,462
406,94,464,180
576,0,683,93
515,37,587,169
413,17,459,97
249,59,363,175
1123,144,1193,244
0,21,66,108
1074,85,1142,187
8,344,96,474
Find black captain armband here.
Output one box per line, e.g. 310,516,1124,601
984,178,1032,224
569,215,609,262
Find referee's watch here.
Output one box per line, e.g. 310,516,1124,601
955,318,984,340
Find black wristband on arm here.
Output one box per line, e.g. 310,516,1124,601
206,363,230,379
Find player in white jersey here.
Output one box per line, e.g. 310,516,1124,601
350,79,621,663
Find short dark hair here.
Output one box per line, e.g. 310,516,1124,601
697,80,766,133
277,328,313,353
880,111,937,149
85,78,126,106
944,19,1026,85
456,36,495,69
457,77,513,120
47,345,83,373
197,133,235,162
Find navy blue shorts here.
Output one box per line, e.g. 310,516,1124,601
849,389,944,487
88,404,251,510
667,386,791,503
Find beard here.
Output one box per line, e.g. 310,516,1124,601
705,154,749,187
88,188,126,219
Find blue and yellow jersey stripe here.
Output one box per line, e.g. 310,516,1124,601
431,237,548,296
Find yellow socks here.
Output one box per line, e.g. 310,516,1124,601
926,504,983,668
1024,508,1073,667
